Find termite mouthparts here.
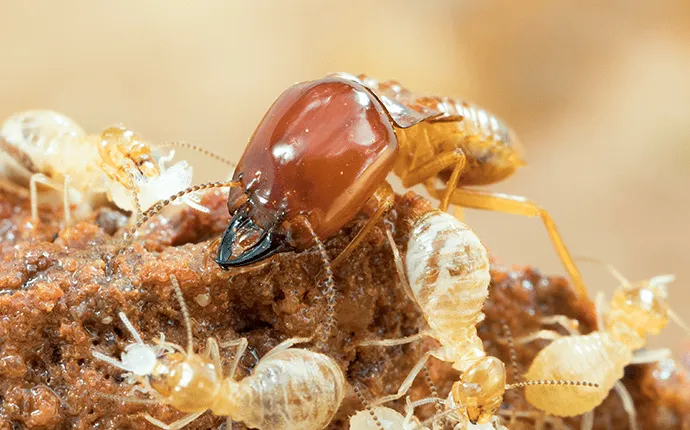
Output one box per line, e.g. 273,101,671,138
215,205,291,268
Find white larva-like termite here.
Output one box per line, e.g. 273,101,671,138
0,110,214,223
521,266,690,429
357,205,598,427
92,275,345,430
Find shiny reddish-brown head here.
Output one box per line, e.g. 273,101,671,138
217,77,398,268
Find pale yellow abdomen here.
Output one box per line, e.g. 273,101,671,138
229,349,345,430
524,332,632,416
406,211,491,371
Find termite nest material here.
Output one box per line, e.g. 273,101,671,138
0,188,689,429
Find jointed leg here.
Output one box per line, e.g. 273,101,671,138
516,330,563,345
581,410,594,430
357,331,431,347
29,173,63,222
631,348,672,365
143,410,206,430
539,315,581,336
432,187,587,298
264,336,312,359
399,148,466,213
332,182,395,267
373,351,432,406
613,381,638,430
219,337,249,380
385,227,416,303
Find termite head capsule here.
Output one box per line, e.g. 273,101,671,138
451,356,506,425
606,275,674,349
148,353,221,412
216,76,397,268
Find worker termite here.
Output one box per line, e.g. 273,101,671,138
356,204,597,426
0,110,210,223
91,275,345,430
518,261,690,430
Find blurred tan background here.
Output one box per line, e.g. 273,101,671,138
0,1,688,352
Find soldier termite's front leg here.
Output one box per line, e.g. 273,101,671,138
431,187,588,298
332,182,396,267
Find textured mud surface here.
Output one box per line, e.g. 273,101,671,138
0,186,688,429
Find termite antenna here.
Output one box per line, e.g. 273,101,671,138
668,308,690,335
118,311,145,344
353,383,384,430
121,180,240,244
421,365,444,419
418,404,465,429
158,141,237,168
501,322,521,383
95,392,161,405
169,275,193,355
576,256,632,288
506,379,599,390
303,219,337,351
126,170,143,225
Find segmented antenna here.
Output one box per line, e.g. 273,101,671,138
126,170,143,224
158,141,237,168
303,219,337,351
506,380,599,390
501,322,521,383
353,383,384,430
421,365,444,420
169,275,194,355
122,180,240,242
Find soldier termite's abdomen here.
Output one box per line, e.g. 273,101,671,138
524,332,632,416
405,210,491,371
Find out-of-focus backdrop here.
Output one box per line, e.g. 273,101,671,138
1,1,688,351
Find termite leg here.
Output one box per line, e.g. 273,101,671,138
203,338,223,378
332,182,395,268
515,330,562,345
432,187,587,298
613,381,638,430
29,173,63,222
357,331,431,347
539,315,581,336
399,147,467,213
219,337,249,380
630,348,672,365
581,410,594,430
263,336,312,359
595,292,606,331
143,410,207,430
385,227,416,303
372,351,432,406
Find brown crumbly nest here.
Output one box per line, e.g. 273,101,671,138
0,186,688,429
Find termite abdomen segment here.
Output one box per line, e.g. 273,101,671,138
216,206,291,268
405,209,491,371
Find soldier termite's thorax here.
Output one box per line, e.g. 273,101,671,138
405,209,491,371
393,104,524,186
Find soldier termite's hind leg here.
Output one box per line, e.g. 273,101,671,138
332,182,395,268
613,381,638,430
435,187,587,298
399,147,467,213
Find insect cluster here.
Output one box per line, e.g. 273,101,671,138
2,73,687,430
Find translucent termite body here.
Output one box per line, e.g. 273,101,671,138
521,268,689,428
0,110,203,222
357,204,597,426
92,276,345,430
